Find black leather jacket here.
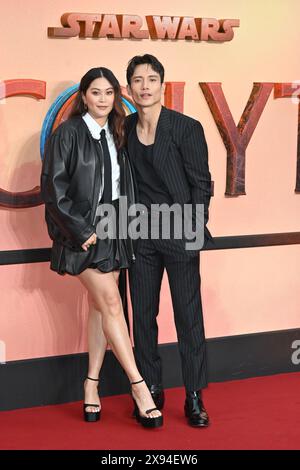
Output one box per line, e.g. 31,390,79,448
40,115,136,260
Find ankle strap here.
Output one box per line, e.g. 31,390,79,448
86,376,99,382
131,378,144,385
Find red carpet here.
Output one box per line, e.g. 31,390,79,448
0,372,299,450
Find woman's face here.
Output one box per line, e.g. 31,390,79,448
82,77,115,124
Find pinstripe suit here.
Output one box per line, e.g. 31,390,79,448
127,106,212,391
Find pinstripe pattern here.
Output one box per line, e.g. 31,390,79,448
129,238,208,391
127,106,211,391
126,106,212,229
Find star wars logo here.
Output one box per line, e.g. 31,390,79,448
48,13,240,42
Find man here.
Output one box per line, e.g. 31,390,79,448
125,54,212,427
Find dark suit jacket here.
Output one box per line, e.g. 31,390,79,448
125,106,213,244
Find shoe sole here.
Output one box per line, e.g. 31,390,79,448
136,414,164,428
84,410,101,422
187,419,209,427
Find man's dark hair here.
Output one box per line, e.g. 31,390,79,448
126,54,165,85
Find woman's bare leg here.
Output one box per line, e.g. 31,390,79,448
83,293,107,413
78,268,161,419
84,271,119,414
83,272,120,414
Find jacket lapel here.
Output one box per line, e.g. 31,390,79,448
126,112,138,163
153,106,172,171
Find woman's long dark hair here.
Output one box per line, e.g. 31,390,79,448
69,67,125,150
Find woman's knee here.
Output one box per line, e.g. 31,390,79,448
100,292,122,317
80,271,121,316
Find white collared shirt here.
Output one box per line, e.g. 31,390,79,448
82,112,120,202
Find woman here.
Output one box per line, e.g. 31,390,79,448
40,67,163,428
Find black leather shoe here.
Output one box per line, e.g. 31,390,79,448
150,384,165,411
184,390,209,427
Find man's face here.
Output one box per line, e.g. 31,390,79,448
127,64,165,108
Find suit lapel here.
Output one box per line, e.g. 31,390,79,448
126,112,138,163
153,106,172,171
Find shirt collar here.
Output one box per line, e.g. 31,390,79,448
82,112,109,139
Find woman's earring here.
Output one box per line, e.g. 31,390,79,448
84,103,88,111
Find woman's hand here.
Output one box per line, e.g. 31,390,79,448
81,233,97,251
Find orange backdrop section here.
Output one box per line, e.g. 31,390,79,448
0,0,299,361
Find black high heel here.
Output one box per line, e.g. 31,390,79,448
131,379,163,428
83,376,101,423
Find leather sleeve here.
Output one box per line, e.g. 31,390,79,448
40,130,95,247
179,120,212,225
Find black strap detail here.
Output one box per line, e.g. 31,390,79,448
131,379,144,385
146,407,159,414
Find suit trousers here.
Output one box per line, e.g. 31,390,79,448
129,235,208,391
